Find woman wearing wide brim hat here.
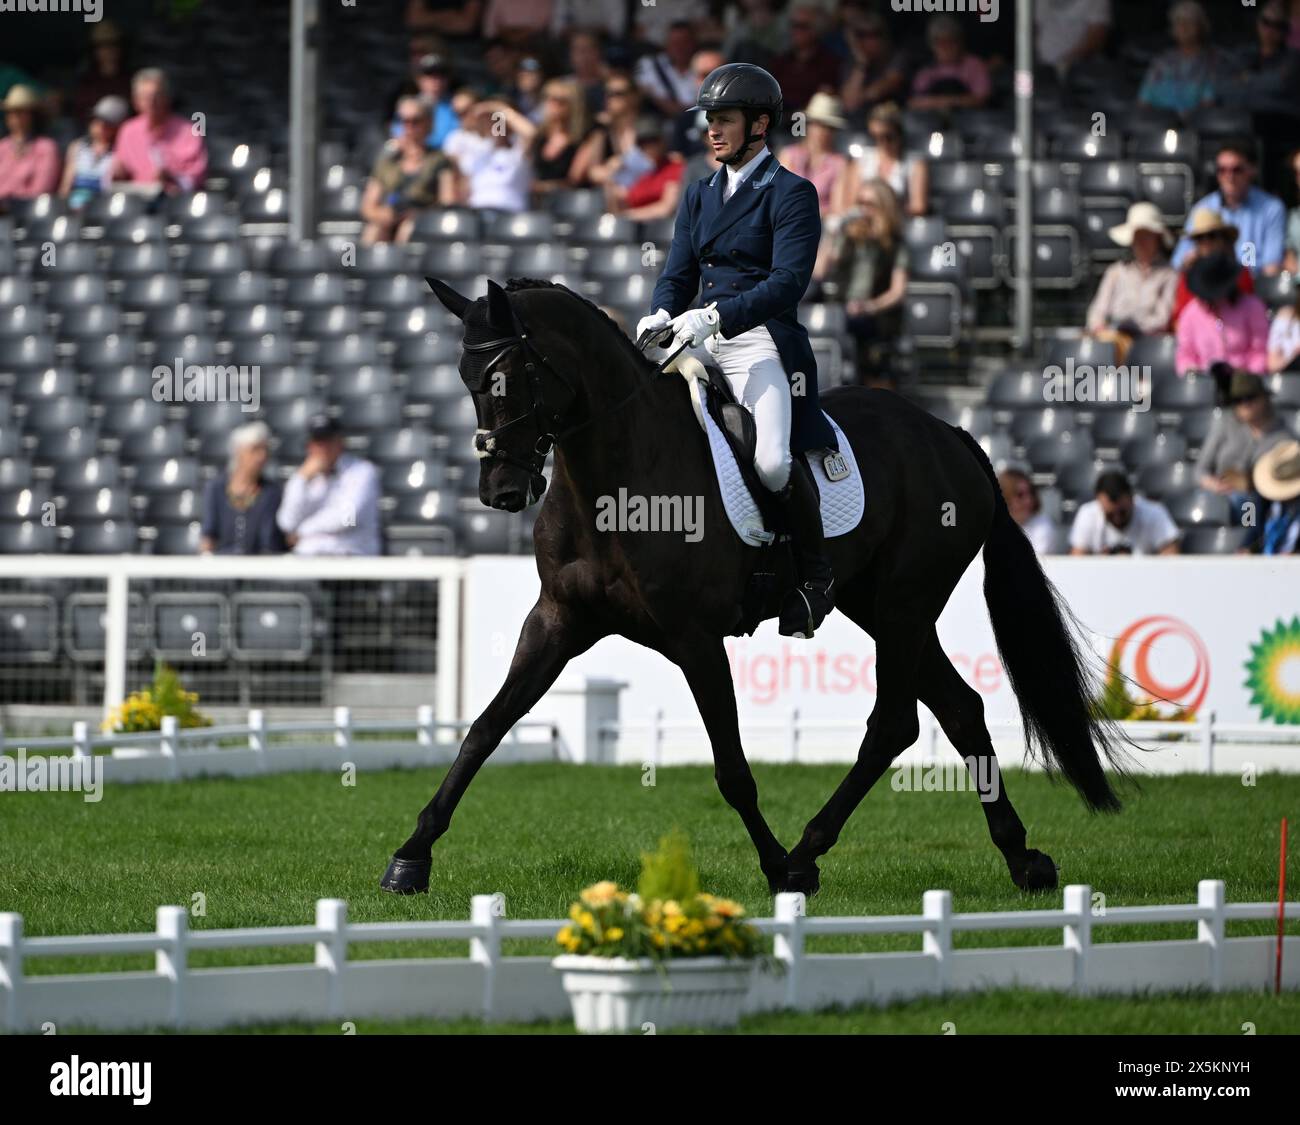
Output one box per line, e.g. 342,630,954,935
1250,439,1300,554
1086,201,1178,358
777,92,849,218
1171,207,1255,325
0,84,62,202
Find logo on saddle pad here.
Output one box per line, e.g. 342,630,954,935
822,450,850,482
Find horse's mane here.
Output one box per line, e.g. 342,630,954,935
504,277,655,373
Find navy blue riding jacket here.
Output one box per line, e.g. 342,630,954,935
651,151,837,453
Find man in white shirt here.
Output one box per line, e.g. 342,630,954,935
277,414,383,556
1070,470,1181,556
635,21,699,117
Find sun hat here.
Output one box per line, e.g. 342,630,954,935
1253,439,1300,502
803,92,846,129
1109,201,1173,248
1187,207,1239,242
2,85,41,112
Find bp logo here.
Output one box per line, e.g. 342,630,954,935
1244,617,1300,725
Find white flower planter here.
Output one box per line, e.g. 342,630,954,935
553,954,754,1033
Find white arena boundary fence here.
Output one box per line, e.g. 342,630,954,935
0,882,1295,1032
2,555,1300,777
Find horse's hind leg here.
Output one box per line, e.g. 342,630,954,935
916,631,1058,892
381,596,596,893
784,586,930,895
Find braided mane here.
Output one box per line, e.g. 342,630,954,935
504,277,655,372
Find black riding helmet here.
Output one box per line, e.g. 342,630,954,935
691,63,782,166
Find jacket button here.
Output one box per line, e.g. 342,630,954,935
706,281,714,287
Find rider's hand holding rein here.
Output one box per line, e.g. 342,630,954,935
673,305,721,348
637,308,672,341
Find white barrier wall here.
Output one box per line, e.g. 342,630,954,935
464,556,1300,743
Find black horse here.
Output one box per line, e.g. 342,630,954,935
381,277,1129,897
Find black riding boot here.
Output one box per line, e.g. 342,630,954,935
773,456,835,638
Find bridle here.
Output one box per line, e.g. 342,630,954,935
460,300,652,499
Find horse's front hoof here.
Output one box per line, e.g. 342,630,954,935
1010,848,1058,893
380,856,431,894
784,862,821,898
763,853,790,896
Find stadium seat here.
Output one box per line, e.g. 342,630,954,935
298,304,364,337
1054,460,1125,501
931,161,986,196
149,521,204,555
0,334,56,370
207,272,273,306
0,459,33,489
1181,525,1251,555
1091,410,1159,449
24,397,89,432
133,458,200,494
407,207,481,242
1153,371,1216,410
364,273,434,310
1024,429,1095,472
0,593,57,658
458,506,516,554
117,275,184,311
100,400,169,436
310,332,382,369
0,305,48,338
1255,272,1297,311
583,243,655,280
181,242,249,276
63,592,146,659
1121,430,1188,469
392,333,461,369
568,213,636,246
373,426,440,465
1045,336,1117,371
1126,334,1177,382
61,486,132,521
65,518,138,553
1137,164,1194,223
1167,490,1232,528
269,241,340,275
1078,161,1141,204
221,303,287,336
0,520,58,553
282,273,349,307
484,211,554,246
987,368,1046,409
1263,373,1300,408
107,242,174,276
1177,407,1222,447
22,215,83,247
902,284,962,349
33,426,99,464
80,192,147,225
148,592,227,657
230,592,313,660
102,215,167,244
73,332,141,369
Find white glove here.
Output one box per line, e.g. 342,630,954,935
637,308,672,341
673,305,721,348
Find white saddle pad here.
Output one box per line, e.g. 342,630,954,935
688,375,865,548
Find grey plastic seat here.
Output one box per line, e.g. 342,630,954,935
1166,489,1232,527
66,518,138,553
1122,430,1187,468
0,520,59,553
181,241,248,276
1182,526,1250,555
298,304,363,337
61,485,132,520
117,275,183,311
133,459,201,494
107,242,173,276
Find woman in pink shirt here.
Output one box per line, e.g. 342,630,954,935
1175,248,1271,375
0,84,61,201
777,92,848,217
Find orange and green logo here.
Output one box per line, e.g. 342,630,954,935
1244,617,1300,725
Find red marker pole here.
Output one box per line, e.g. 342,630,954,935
1277,817,1289,997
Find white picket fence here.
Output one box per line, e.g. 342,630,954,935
1,881,1295,1032
5,705,1300,787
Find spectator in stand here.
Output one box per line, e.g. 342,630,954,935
1172,209,1255,325
1137,1,1225,117
70,20,132,125
514,56,545,123
565,28,608,119
1250,439,1300,554
909,16,991,112
1176,238,1271,376
840,12,909,116
1035,0,1111,79
1173,144,1285,276
110,68,207,194
199,422,286,556
392,53,460,151
816,178,908,377
586,70,651,189
722,0,784,68
1283,148,1300,273
1070,471,1181,556
58,95,129,211
1268,286,1300,372
1197,372,1292,516
1085,202,1178,361
404,0,483,39
672,47,726,156
0,85,61,204
550,0,627,42
480,38,521,98
771,5,841,115
999,469,1060,555
1219,1,1300,116
444,96,533,212
277,414,382,557
636,20,698,118
483,0,553,45
778,93,849,218
523,79,601,194
361,97,457,244
837,102,928,218
606,117,684,221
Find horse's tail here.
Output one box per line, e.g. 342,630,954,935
954,426,1129,813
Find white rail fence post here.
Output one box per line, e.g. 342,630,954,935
773,892,806,1009
1198,878,1225,992
72,721,91,761
315,899,348,1019
786,706,800,763
155,905,188,1030
649,708,663,768
417,704,435,756
923,889,953,993
0,912,23,1033
1201,711,1216,774
1063,884,1092,993
334,706,352,756
248,708,267,770
470,893,503,1021
159,714,179,778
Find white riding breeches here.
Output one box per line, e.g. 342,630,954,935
694,325,794,493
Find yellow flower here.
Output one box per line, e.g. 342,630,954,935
662,900,682,917
606,927,624,942
580,880,620,907
577,910,595,931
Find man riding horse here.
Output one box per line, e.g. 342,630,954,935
637,63,836,639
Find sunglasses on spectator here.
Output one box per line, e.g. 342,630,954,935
399,115,427,125
606,86,632,96
1217,162,1248,175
